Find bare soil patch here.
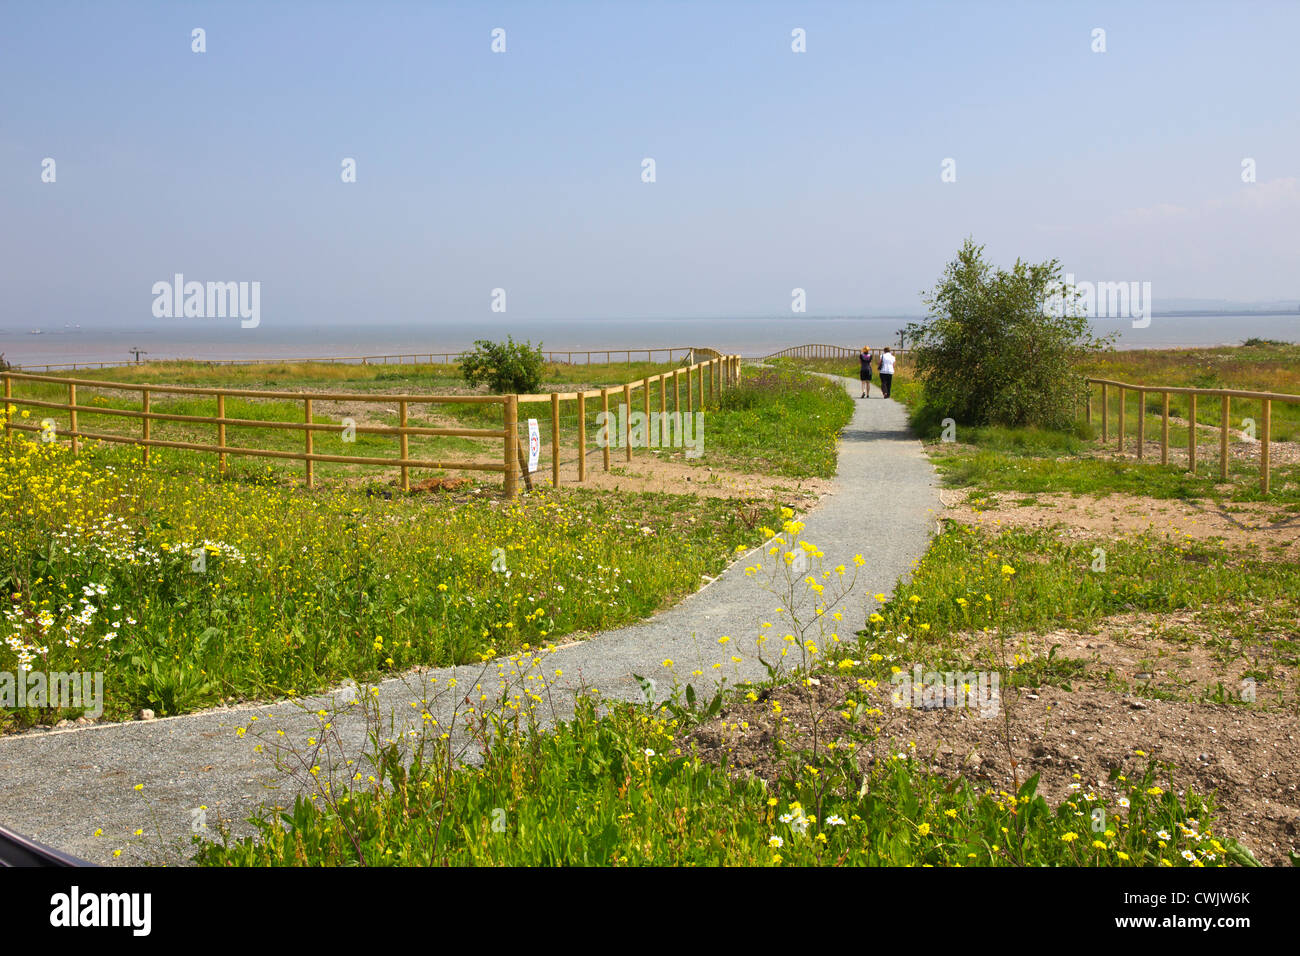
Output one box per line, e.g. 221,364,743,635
710,486,1300,863
547,452,830,504
941,489,1300,559
1023,611,1298,708
689,663,1300,864
332,450,828,505
1086,427,1300,469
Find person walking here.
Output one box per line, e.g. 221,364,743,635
878,347,896,398
858,346,873,398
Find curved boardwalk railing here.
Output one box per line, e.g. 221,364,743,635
2,353,741,498
1086,377,1299,493
763,344,911,360
764,344,859,360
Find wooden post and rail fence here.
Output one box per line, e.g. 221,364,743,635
7,349,1290,498
1085,377,1295,494
10,347,699,374
1,352,742,499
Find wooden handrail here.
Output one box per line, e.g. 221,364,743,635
1,351,743,499
1,371,506,403
1086,378,1300,404
1086,377,1294,494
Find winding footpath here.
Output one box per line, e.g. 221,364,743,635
0,376,939,864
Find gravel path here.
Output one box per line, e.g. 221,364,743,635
0,376,939,865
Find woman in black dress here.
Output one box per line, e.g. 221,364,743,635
858,347,873,398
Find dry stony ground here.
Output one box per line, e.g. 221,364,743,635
691,488,1300,865
340,441,831,505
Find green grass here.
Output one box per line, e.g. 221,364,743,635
0,436,790,730
169,505,1257,868
766,355,858,378
191,682,1237,867
868,525,1299,675
694,365,854,478
179,516,1262,868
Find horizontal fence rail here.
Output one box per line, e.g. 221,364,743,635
1085,377,1299,494
2,352,743,498
10,346,705,373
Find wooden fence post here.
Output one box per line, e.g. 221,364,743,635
623,382,633,462
1086,382,1093,425
577,391,586,482
1117,386,1125,453
603,387,613,473
1220,395,1230,481
68,383,78,455
1136,389,1145,459
658,373,667,448
551,391,561,487
217,393,227,473
142,389,150,464
305,398,315,488
2,374,10,443
1161,392,1169,466
674,368,681,414
1188,393,1198,475
1101,383,1108,442
1261,398,1271,494
504,394,519,497
399,400,409,492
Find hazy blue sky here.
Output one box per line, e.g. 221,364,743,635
2,0,1298,330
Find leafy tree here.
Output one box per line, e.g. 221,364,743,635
459,336,545,394
904,238,1113,431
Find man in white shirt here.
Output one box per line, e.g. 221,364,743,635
879,348,896,398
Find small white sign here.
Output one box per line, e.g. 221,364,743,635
527,419,540,473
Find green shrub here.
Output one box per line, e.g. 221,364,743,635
459,337,544,394
905,238,1114,431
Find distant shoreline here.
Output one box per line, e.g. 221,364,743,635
3,312,1296,367
4,340,1295,372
